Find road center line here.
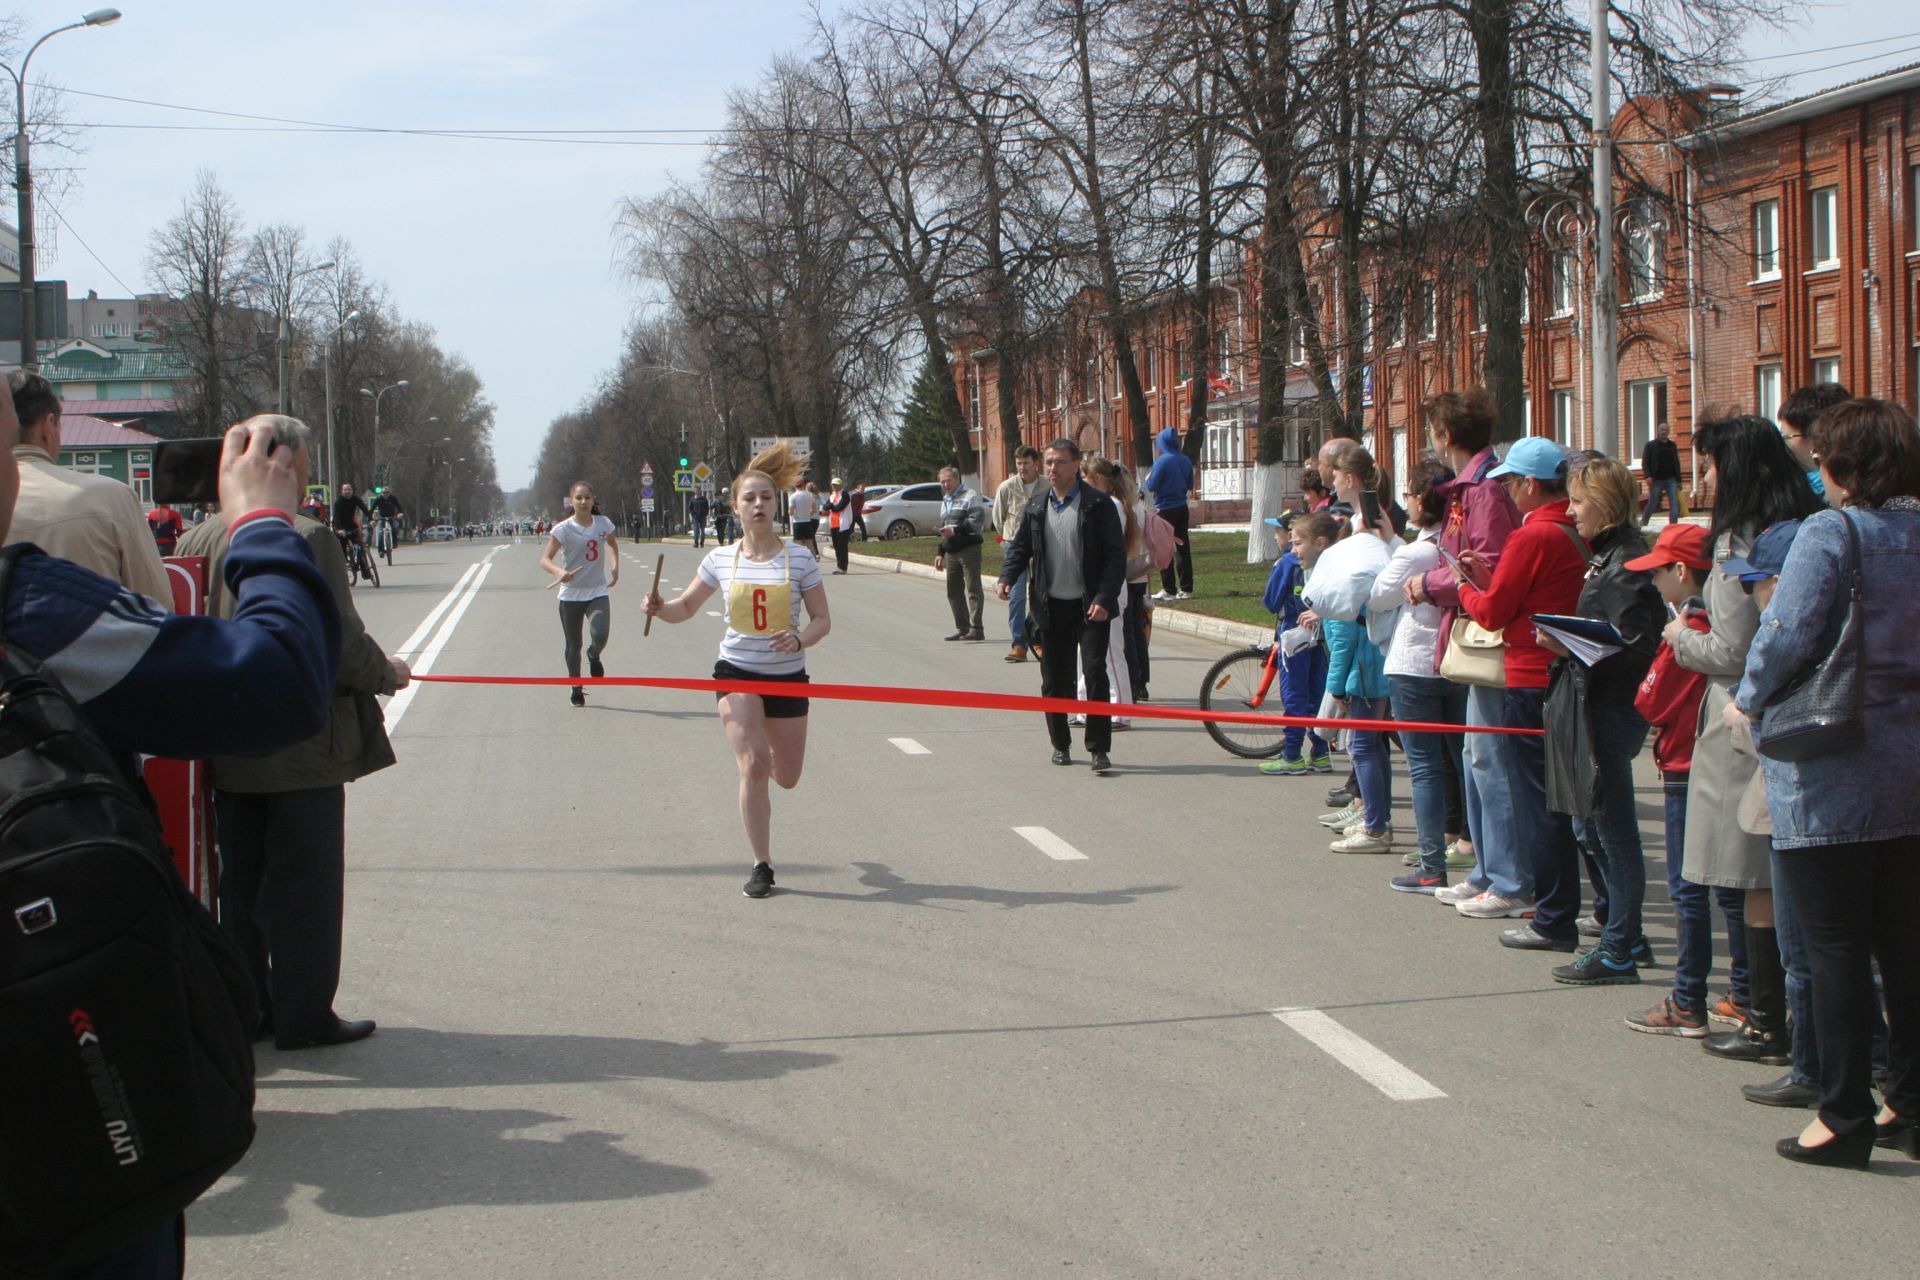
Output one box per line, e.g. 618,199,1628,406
1269,1008,1446,1101
384,561,494,732
1014,826,1087,861
889,738,931,755
393,564,479,659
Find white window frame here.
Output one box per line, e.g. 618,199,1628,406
1756,364,1784,420
1552,389,1578,449
1418,282,1438,341
967,372,981,430
1627,379,1666,462
1753,199,1781,280
1551,252,1577,317
1812,356,1841,385
1204,420,1245,469
1625,219,1664,302
1810,186,1839,270
1054,363,1066,409
1289,320,1307,367
1216,324,1233,382
1356,292,1373,349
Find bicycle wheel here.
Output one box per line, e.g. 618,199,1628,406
362,546,381,588
380,525,393,565
1199,646,1290,759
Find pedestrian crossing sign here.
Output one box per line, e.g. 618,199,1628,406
673,470,695,492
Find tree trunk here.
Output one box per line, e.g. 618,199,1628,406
1470,0,1527,443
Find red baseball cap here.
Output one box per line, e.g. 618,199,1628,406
1625,523,1710,572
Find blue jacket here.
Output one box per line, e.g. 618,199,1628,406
1735,503,1920,848
1144,427,1193,511
1324,616,1388,701
2,513,341,759
1262,551,1309,635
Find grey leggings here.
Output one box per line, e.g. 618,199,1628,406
559,597,611,679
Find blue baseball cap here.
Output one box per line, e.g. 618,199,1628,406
1487,436,1573,481
1721,519,1803,582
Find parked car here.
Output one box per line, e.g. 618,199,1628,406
862,482,945,539
422,524,458,541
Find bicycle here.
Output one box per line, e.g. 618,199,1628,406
339,530,381,588
1198,642,1290,758
374,516,397,566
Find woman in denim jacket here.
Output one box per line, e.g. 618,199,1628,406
1733,398,1920,1169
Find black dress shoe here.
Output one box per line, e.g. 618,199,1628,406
1775,1128,1874,1170
276,1018,376,1050
1743,1074,1819,1108
1050,749,1072,766
1703,1024,1790,1066
1090,752,1112,774
944,631,968,641
1875,1113,1919,1156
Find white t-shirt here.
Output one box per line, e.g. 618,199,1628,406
789,490,819,522
551,515,616,601
697,541,825,674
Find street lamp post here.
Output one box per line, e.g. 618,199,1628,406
360,378,410,487
267,259,336,413
320,308,360,490
3,8,122,371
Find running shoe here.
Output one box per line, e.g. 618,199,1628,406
589,657,605,679
1625,997,1709,1037
1710,992,1751,1029
1576,913,1604,939
1330,828,1393,854
1306,752,1334,773
1433,881,1484,905
1455,892,1537,919
743,863,775,899
1173,591,1193,600
1444,842,1476,870
570,686,585,708
1498,925,1578,952
1390,870,1446,895
1151,589,1174,602
1068,714,1086,727
1259,756,1310,776
1318,803,1363,829
1553,947,1640,986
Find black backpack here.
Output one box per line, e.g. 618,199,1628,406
0,546,257,1275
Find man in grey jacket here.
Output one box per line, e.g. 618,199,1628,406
933,465,989,641
177,417,409,1050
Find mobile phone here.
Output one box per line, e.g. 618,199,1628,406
152,438,226,506
1435,541,1473,585
1358,489,1383,531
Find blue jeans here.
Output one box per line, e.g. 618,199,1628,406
1391,675,1467,875
1642,477,1682,523
1009,567,1029,648
1461,684,1520,896
1346,696,1392,832
1282,645,1330,761
1664,776,1749,1013
1579,704,1650,958
1501,686,1578,935
692,519,707,548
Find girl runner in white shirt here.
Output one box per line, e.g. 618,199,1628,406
538,481,619,706
644,443,831,898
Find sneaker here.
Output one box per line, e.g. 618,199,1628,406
1306,753,1334,773
1444,841,1476,870
589,657,605,679
1433,881,1485,905
1499,925,1578,952
570,686,585,707
1390,869,1446,895
1068,714,1086,726
1173,590,1193,600
1709,992,1751,1029
1553,947,1640,985
1342,820,1368,837
1318,803,1362,829
1259,756,1309,776
1401,849,1419,866
1625,997,1709,1037
1456,892,1537,919
743,863,775,899
1150,589,1174,602
1331,828,1393,854
1325,785,1353,807
1576,913,1603,938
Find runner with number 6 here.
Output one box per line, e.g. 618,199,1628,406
540,480,619,707
642,443,830,899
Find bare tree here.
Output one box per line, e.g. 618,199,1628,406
146,170,260,435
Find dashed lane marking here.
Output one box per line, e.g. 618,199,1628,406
1269,1008,1446,1102
888,738,931,755
1014,826,1088,861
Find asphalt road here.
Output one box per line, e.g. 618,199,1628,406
186,537,1918,1279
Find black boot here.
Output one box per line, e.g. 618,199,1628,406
1705,923,1790,1066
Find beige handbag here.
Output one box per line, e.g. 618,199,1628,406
1439,616,1506,687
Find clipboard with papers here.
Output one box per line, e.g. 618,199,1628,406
1528,613,1627,666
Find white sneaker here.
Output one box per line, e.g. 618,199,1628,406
1331,828,1393,854
1173,590,1193,600
1318,803,1363,829
1150,589,1174,602
1433,881,1484,905
1068,714,1086,726
1342,820,1368,837
1455,891,1537,919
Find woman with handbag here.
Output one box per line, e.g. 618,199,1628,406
1732,398,1920,1169
1664,415,1825,1069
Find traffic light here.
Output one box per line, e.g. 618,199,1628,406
678,456,690,467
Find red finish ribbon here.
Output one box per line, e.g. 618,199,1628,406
411,673,1542,736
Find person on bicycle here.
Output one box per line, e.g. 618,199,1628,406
370,486,405,553
332,482,370,544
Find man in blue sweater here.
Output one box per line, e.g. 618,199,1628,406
1145,426,1194,599
2,408,340,1279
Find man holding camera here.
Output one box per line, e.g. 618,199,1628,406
933,464,988,642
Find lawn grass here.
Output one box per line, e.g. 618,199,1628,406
852,529,1281,629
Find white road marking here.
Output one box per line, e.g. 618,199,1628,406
1014,826,1087,861
384,557,497,732
706,610,722,617
888,738,931,755
1268,1008,1446,1102
394,563,479,659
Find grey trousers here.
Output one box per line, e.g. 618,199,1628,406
559,596,611,678
946,543,984,633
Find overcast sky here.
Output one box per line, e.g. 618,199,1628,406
23,0,1919,490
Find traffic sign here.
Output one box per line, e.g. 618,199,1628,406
640,498,656,512
673,470,695,492
640,461,655,481
641,484,654,499
692,462,713,482
749,436,810,461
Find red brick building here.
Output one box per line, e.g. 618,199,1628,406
950,64,1920,522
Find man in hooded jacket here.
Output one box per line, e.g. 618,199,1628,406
1145,426,1194,599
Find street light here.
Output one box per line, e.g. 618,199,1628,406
320,308,360,490
3,8,122,371
258,258,336,413
360,378,409,487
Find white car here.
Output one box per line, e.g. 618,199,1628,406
421,524,458,542
861,482,946,539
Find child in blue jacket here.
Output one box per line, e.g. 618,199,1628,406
1259,513,1334,775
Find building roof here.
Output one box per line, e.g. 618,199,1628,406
1692,61,1920,143
42,336,188,383
56,397,179,417
58,415,162,448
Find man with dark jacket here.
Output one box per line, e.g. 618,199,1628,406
1145,426,1194,599
178,419,407,1052
1639,421,1683,525
997,437,1126,773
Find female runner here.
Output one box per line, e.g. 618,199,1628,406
644,444,831,898
539,480,619,707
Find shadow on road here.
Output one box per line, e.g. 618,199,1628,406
190,1106,710,1235
257,1027,837,1090
775,860,1177,910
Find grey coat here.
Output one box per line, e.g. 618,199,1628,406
1672,529,1773,889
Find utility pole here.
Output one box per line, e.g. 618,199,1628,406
1589,0,1619,456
